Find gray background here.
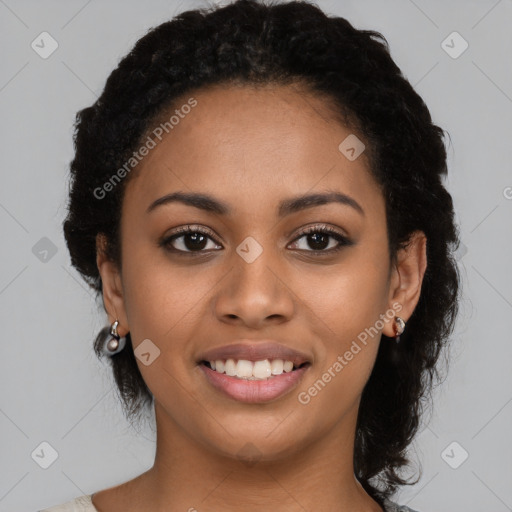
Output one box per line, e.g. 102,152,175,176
1,0,511,511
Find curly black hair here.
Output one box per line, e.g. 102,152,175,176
62,0,461,505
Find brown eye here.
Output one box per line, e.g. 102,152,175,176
289,225,353,254
161,226,222,254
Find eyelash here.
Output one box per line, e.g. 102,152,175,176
160,224,352,256
292,225,352,254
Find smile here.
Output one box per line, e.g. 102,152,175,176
199,358,311,403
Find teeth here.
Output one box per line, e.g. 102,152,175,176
270,359,283,375
253,360,272,379
208,358,300,380
236,359,254,378
225,359,237,377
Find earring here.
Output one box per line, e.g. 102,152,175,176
102,319,126,356
394,317,405,344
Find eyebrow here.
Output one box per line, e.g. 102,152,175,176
146,190,365,217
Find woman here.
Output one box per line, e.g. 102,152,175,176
41,0,460,510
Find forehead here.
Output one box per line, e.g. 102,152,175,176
123,83,383,217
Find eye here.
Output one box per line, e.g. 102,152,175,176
288,224,353,254
160,223,353,256
160,225,222,254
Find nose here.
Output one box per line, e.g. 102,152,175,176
213,248,295,329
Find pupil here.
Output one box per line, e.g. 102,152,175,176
185,232,207,251
308,233,328,250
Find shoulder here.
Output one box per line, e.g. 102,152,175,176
38,494,97,512
383,497,421,512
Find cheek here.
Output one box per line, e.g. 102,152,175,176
120,245,201,340
119,256,209,405
120,245,231,382
304,251,390,336
296,246,389,385
294,267,387,422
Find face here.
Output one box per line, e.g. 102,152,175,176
97,83,426,463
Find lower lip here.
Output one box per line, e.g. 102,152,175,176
199,363,310,404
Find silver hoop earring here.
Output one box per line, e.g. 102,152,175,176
394,316,405,344
102,319,126,356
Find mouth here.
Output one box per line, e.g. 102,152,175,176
196,341,312,403
197,357,311,404
198,358,311,380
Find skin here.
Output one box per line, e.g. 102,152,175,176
94,83,427,512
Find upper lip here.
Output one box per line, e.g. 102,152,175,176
197,341,311,367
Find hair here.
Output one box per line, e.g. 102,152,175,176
62,0,461,505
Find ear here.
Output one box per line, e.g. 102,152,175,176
96,233,129,336
382,230,427,338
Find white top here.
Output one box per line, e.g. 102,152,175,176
38,494,97,511
38,493,420,511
